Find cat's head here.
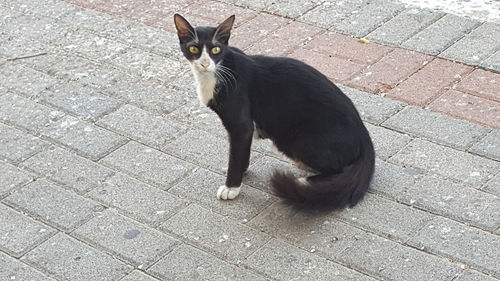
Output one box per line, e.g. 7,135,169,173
174,14,235,73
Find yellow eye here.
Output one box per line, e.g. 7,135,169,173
188,46,199,54
211,47,221,54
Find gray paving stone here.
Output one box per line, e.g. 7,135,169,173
69,11,184,58
264,0,320,18
299,0,367,28
0,15,67,57
333,1,404,37
0,37,50,59
391,139,498,185
121,270,160,281
87,172,187,226
101,75,193,115
251,138,289,161
0,161,33,198
340,86,406,125
469,130,500,161
20,52,84,76
163,129,261,173
111,47,187,82
73,210,178,268
365,123,412,160
168,98,226,137
58,6,135,37
401,174,500,231
218,0,269,10
22,146,114,194
0,92,65,132
402,14,480,55
455,270,500,281
367,8,444,46
0,123,49,163
0,84,7,96
481,49,500,72
408,217,500,277
382,106,490,150
248,201,383,260
41,116,128,161
248,201,343,254
0,62,58,96
244,239,376,281
9,0,81,19
148,244,266,281
35,81,122,120
169,168,275,221
482,175,500,197
244,155,308,193
329,233,392,275
248,204,460,281
100,141,195,189
370,159,425,199
23,53,125,89
160,204,270,261
8,14,72,45
335,232,462,281
4,179,103,231
108,23,181,58
0,4,21,22
0,251,56,281
0,203,56,257
335,193,432,241
97,104,187,150
23,233,132,281
59,29,129,63
441,22,500,65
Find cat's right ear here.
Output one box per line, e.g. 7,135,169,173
174,14,195,42
214,15,235,44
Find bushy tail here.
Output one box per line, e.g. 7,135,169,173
271,141,375,210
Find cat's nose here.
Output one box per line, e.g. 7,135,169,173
200,62,209,68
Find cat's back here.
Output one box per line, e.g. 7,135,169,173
240,52,360,124
229,48,327,83
250,55,338,92
248,54,351,104
252,55,318,76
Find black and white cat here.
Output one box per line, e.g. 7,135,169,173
174,14,375,209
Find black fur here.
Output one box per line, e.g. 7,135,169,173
174,14,375,210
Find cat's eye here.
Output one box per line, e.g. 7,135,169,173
211,47,221,54
188,46,199,54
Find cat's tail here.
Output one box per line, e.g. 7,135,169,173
270,141,375,210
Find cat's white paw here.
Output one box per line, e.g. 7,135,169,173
217,185,241,200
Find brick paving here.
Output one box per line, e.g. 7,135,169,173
0,0,499,280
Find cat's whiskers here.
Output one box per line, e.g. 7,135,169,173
219,70,235,88
215,64,237,90
214,70,229,90
219,70,236,90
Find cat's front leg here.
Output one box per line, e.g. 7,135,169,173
217,126,253,200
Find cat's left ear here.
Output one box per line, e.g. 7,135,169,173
214,15,235,44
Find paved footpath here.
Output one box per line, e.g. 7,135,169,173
0,0,499,280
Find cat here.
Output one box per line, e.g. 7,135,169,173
173,14,375,209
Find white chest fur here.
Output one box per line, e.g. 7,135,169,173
192,67,217,106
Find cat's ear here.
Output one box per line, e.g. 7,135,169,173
174,14,195,42
214,15,235,44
